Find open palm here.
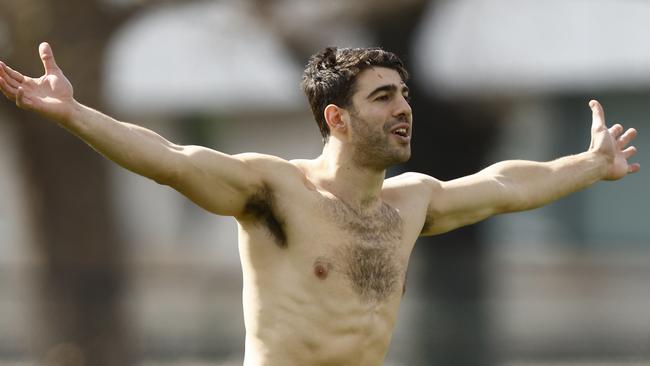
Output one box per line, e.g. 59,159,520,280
0,42,74,122
588,100,640,180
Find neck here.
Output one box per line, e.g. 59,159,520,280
311,139,386,210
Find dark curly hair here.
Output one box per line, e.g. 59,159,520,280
301,47,409,143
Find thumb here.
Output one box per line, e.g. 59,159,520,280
589,99,606,131
39,42,60,75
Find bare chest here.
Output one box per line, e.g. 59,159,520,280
309,197,407,303
241,185,411,303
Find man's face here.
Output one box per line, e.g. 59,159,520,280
345,67,412,170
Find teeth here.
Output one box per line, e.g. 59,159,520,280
394,128,407,136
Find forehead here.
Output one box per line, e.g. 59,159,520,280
354,67,406,94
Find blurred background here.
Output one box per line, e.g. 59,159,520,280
0,0,648,365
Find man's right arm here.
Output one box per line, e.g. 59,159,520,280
1,42,262,218
66,102,263,217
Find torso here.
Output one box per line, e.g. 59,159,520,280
236,158,430,366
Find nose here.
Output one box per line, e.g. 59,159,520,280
394,95,412,120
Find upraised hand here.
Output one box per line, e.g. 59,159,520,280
0,42,75,122
588,99,640,180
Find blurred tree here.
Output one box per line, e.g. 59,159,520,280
0,0,172,364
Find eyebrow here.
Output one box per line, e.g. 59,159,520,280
366,84,410,99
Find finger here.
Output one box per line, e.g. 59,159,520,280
608,123,623,138
15,86,33,109
39,42,60,75
0,61,26,84
622,146,637,159
0,63,16,89
628,162,641,174
0,75,18,101
589,99,606,131
618,128,638,148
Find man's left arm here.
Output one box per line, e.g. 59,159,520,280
421,100,640,236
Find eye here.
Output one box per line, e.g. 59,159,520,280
375,95,390,102
403,94,411,103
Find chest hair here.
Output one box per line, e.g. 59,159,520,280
321,198,405,302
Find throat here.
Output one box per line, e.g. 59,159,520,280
317,178,385,215
310,154,386,207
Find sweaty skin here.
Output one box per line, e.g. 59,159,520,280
0,43,640,366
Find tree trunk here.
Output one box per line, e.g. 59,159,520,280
2,0,131,364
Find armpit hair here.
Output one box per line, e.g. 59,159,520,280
243,183,287,248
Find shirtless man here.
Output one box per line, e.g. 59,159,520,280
0,43,640,365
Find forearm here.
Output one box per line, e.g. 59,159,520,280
492,152,607,212
61,100,180,183
426,100,638,234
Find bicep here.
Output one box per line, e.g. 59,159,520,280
421,169,516,236
164,146,265,217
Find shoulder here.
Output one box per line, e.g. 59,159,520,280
381,172,443,212
237,153,316,193
235,152,290,166
235,153,302,177
383,172,441,193
381,172,440,235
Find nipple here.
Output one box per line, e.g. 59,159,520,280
313,261,331,280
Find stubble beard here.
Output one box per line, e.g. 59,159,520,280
348,112,411,171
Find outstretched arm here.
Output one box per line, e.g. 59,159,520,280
0,42,263,217
421,100,640,236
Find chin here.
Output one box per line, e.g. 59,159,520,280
386,150,411,167
397,146,411,163
397,153,411,164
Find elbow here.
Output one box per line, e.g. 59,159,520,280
493,174,530,213
149,154,183,186
150,168,178,186
150,143,189,186
501,193,530,213
502,187,541,213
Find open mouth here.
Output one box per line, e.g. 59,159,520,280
392,128,408,137
390,122,410,139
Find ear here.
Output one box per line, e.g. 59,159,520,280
324,104,347,133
